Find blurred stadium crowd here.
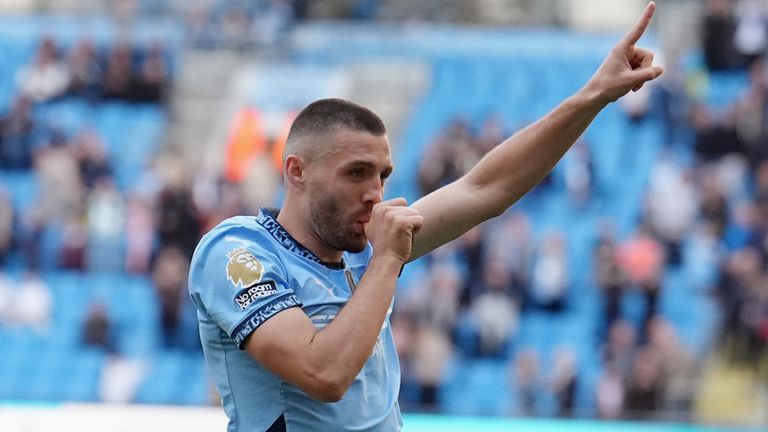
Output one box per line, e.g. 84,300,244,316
0,0,766,426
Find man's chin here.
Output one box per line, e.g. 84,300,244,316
344,236,368,253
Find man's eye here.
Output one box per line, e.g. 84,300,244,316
350,169,365,177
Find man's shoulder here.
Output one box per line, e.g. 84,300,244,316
192,214,281,265
188,214,290,296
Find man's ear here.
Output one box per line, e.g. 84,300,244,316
284,154,306,189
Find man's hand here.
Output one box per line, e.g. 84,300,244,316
364,198,423,263
585,1,664,104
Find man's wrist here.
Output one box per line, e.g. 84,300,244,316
577,80,612,112
368,254,406,274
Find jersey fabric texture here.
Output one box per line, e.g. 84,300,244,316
188,208,402,432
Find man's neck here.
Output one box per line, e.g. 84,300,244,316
275,202,344,264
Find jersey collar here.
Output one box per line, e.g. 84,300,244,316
255,208,346,270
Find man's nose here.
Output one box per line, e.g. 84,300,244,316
363,181,383,204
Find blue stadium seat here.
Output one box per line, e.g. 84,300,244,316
0,170,40,213
134,352,209,405
442,358,510,416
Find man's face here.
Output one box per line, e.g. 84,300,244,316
304,129,393,254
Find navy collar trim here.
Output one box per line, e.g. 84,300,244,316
256,208,345,270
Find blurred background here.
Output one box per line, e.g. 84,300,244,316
0,0,766,430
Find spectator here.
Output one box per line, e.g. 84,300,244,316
487,212,532,298
691,102,742,160
414,263,460,333
0,191,15,265
152,246,190,348
602,320,638,378
456,225,486,306
530,231,569,312
550,347,578,418
16,37,69,102
468,256,519,357
66,39,102,99
99,356,147,403
619,80,653,123
624,346,664,419
85,178,125,272
58,215,87,270
418,118,475,195
594,225,627,334
647,317,698,415
81,301,115,352
198,179,247,233
124,194,155,274
411,321,452,410
617,225,665,331
132,42,168,103
724,246,768,364
511,348,539,416
101,44,134,100
733,0,768,67
0,96,37,170
563,141,594,207
0,271,12,326
657,52,691,147
14,271,52,331
724,199,757,251
34,132,84,223
732,56,768,164
156,182,201,259
699,170,730,239
391,309,419,408
702,0,741,70
18,207,44,269
647,153,698,266
685,221,722,290
717,247,752,350
755,159,768,200
713,153,750,200
596,361,625,419
75,130,113,190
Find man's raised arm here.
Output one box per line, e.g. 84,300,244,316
409,1,663,261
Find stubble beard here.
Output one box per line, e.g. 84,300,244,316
309,193,367,254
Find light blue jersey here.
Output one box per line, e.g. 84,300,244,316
188,208,403,432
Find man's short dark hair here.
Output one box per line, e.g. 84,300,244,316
287,98,386,144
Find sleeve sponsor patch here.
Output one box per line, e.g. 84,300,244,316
232,294,302,348
226,246,264,288
234,280,278,310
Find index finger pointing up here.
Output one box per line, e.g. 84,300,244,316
620,1,656,48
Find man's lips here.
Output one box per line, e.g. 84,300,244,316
356,211,371,224
357,215,370,234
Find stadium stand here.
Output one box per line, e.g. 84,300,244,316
0,1,765,427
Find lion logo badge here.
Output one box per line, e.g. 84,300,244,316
226,247,264,288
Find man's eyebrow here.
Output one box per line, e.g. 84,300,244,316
343,160,393,171
343,160,377,169
341,160,394,177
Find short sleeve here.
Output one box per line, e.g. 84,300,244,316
189,231,301,349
